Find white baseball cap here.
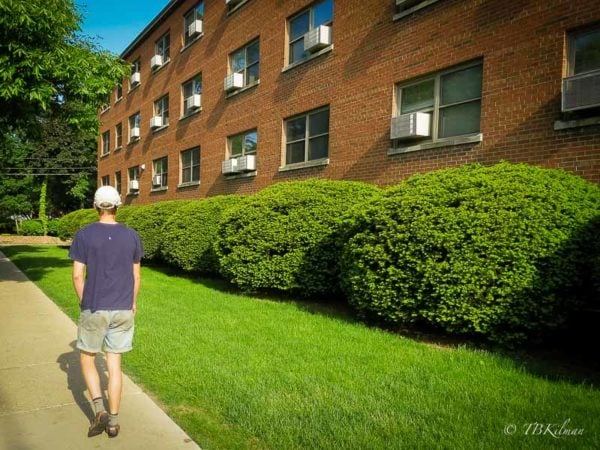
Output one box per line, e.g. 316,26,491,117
94,186,122,209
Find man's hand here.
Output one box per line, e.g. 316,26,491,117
132,302,137,315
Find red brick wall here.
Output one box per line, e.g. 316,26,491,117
98,0,600,205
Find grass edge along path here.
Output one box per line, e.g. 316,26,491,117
2,245,599,450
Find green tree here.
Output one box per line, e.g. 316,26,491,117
0,0,129,228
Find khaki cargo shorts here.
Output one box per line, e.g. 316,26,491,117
77,310,135,354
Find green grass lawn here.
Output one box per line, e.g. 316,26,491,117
2,245,599,449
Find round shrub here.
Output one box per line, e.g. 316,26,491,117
19,219,44,236
115,205,141,225
119,201,192,261
57,209,97,240
162,196,242,274
216,179,381,296
340,163,600,343
46,219,60,236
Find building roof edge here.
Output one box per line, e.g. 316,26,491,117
120,0,185,60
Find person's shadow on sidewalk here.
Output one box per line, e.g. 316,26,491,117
56,341,109,421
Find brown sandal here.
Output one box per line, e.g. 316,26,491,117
88,411,109,437
106,424,120,438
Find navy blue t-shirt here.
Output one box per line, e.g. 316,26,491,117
69,222,144,312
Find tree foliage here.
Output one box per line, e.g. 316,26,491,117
0,0,130,224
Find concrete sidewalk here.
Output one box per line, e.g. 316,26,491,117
0,250,201,450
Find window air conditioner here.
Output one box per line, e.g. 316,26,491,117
130,127,140,139
221,158,240,174
304,25,332,53
561,71,600,112
129,180,139,191
153,175,163,186
390,112,431,140
224,73,244,93
130,72,141,86
150,116,163,129
186,94,202,110
236,155,256,172
188,19,203,37
151,55,163,69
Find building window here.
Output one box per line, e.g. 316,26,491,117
100,93,110,112
130,59,141,89
153,95,169,128
184,2,204,46
180,147,200,184
101,175,110,186
227,0,249,14
129,112,141,142
101,131,110,155
115,171,122,194
115,123,123,149
395,61,482,142
285,107,329,165
394,0,441,20
182,75,202,116
128,166,140,193
116,83,123,101
288,0,333,65
229,129,257,158
230,39,260,87
568,27,600,76
153,156,168,188
154,32,170,65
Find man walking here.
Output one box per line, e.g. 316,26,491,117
69,186,143,438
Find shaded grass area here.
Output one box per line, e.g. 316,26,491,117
2,245,599,449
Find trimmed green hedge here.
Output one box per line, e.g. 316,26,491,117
162,196,242,274
57,209,97,240
118,201,192,261
18,219,60,236
18,219,44,236
340,163,600,343
216,179,381,297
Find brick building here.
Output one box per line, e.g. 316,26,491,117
97,0,600,204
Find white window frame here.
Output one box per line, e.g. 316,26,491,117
101,175,110,186
567,26,600,77
127,166,140,194
115,123,123,149
287,0,333,66
183,2,204,47
152,156,168,189
116,83,123,101
114,171,122,195
180,147,201,185
284,106,330,165
228,129,257,158
155,32,171,64
101,131,110,156
153,95,169,127
229,39,260,88
395,60,483,145
181,75,202,117
130,59,141,90
129,112,141,142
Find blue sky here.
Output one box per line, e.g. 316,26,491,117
77,0,168,55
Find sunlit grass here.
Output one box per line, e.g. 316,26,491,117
3,245,599,449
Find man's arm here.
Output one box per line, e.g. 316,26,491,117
72,261,86,303
132,262,141,315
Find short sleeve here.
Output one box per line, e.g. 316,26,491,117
133,231,144,263
69,230,87,264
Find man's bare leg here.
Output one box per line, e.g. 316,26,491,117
106,352,123,414
80,351,102,400
81,350,108,436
